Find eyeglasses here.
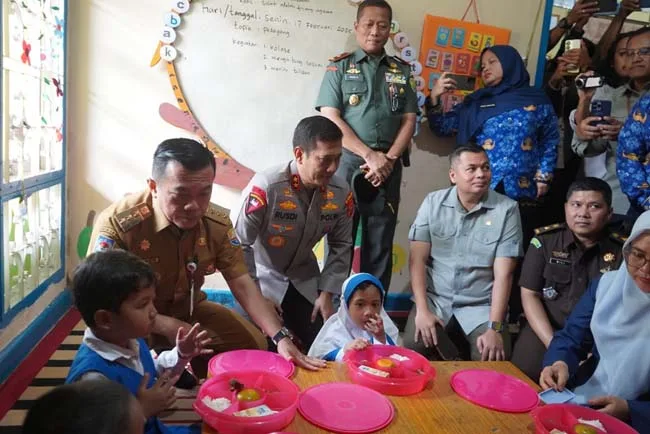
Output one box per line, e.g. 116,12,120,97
626,248,650,269
625,47,650,58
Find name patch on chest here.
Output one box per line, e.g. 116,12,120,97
274,211,298,221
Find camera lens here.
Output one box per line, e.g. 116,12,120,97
575,77,585,89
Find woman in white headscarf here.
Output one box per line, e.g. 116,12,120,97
308,273,399,361
540,211,650,433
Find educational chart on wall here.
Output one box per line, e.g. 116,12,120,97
418,15,510,112
150,0,363,189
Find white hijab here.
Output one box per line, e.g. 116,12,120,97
308,273,400,361
574,211,650,401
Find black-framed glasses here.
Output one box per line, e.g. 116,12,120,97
626,47,650,58
626,247,650,269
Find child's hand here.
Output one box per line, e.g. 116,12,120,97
176,323,213,359
137,372,179,417
344,338,370,353
364,313,386,343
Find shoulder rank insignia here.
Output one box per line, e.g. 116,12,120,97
609,232,628,244
534,223,566,236
393,56,410,65
205,203,232,225
328,51,352,62
115,203,152,233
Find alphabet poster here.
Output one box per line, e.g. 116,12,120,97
418,15,510,112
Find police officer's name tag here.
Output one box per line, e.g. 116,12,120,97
550,258,570,266
385,72,406,84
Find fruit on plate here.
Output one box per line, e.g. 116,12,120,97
376,358,395,369
236,388,262,402
573,423,598,434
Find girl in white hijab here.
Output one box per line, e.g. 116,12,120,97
540,211,650,433
308,273,399,361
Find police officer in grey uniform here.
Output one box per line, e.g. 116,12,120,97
235,116,353,350
512,178,626,381
316,0,417,291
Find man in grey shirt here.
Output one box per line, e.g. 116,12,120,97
404,146,523,361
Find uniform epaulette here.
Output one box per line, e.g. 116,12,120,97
609,232,628,245
393,56,410,65
205,203,232,225
328,52,352,62
114,202,152,233
534,223,566,236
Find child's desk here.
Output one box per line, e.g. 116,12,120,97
202,361,540,433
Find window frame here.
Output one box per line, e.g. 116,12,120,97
0,0,67,327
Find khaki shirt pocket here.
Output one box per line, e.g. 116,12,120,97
471,230,500,266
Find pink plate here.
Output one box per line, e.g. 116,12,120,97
208,350,295,379
532,404,639,434
450,369,540,413
298,383,395,433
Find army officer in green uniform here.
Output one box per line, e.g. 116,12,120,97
315,0,417,291
89,138,325,377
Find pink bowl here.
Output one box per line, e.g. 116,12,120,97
344,344,435,396
194,370,300,434
531,404,639,434
208,350,295,379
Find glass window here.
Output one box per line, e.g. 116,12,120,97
1,0,66,322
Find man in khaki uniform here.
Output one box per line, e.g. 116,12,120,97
235,116,353,350
89,138,325,377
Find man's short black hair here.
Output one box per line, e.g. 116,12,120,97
22,379,136,434
356,0,393,23
566,177,612,208
292,116,343,154
151,138,216,181
72,250,155,327
449,144,487,167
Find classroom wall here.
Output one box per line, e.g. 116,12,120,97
63,0,549,295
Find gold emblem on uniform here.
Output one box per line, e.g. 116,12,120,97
268,236,286,248
552,251,570,259
521,137,534,151
603,252,616,263
198,237,207,247
518,177,530,188
321,202,339,211
633,111,647,124
482,138,495,150
349,94,360,106
140,239,151,252
322,190,335,200
523,105,537,112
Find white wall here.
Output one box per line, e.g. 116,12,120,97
63,0,549,298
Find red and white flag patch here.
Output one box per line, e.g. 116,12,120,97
245,186,267,215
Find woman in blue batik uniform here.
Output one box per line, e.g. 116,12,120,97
426,45,559,246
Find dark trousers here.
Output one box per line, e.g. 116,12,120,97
336,149,401,291
511,323,547,381
279,283,323,353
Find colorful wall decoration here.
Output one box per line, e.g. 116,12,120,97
418,15,511,112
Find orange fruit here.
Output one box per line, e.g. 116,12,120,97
376,358,395,369
236,388,261,402
574,424,598,434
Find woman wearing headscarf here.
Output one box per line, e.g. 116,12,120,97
426,45,559,246
540,211,650,433
308,273,399,361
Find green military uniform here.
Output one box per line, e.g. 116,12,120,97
315,48,417,290
511,222,627,380
89,189,268,376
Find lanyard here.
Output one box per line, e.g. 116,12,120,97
186,256,198,317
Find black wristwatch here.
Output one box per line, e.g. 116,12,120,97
557,17,572,30
272,327,293,345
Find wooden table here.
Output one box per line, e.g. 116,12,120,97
203,361,541,433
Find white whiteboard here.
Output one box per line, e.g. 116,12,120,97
175,0,372,172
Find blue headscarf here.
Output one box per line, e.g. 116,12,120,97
457,45,552,145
